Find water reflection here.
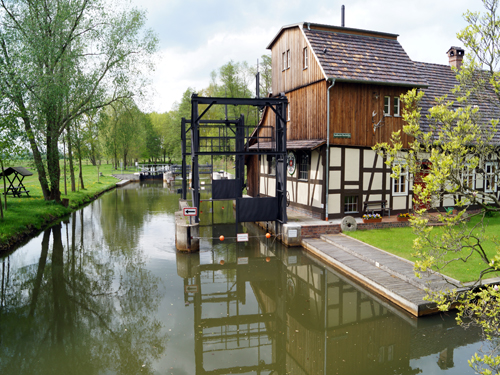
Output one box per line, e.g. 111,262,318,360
178,222,482,375
0,182,486,374
0,212,167,375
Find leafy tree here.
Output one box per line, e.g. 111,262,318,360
376,2,500,373
0,0,157,202
141,112,161,162
250,54,272,98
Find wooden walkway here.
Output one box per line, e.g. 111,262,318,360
301,234,459,317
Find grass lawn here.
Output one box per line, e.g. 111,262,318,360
346,215,500,283
0,162,134,251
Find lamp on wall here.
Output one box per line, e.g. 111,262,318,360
373,91,379,100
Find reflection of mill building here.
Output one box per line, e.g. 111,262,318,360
176,229,482,375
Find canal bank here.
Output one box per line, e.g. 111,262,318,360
0,178,123,254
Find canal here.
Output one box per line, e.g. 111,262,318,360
0,181,488,374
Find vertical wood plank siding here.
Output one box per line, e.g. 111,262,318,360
271,27,325,96
329,82,412,148
255,80,328,141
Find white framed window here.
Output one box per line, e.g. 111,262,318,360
383,96,390,116
287,49,291,69
297,151,309,180
303,47,308,69
392,161,408,196
485,162,497,193
282,52,286,71
393,97,400,116
344,195,359,214
461,164,476,192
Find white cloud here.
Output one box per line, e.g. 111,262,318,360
131,0,488,113
144,26,275,112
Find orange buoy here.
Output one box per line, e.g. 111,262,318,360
220,260,225,265
219,235,225,241
266,233,271,239
221,206,224,210
266,257,271,262
200,211,203,214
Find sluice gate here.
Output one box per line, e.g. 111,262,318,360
176,94,289,252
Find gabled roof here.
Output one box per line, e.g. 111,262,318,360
416,62,500,143
303,26,428,87
268,22,428,88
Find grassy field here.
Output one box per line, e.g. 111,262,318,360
0,162,133,251
346,215,500,283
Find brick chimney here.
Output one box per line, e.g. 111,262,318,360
447,46,464,69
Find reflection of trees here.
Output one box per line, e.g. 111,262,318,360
99,182,179,252
0,213,166,375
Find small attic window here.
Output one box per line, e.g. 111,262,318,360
303,47,308,69
282,52,286,71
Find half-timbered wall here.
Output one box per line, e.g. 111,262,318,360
328,146,413,218
441,156,500,208
271,26,325,96
258,148,325,218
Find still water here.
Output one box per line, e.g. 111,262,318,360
0,181,489,374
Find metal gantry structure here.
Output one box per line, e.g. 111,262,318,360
181,94,288,231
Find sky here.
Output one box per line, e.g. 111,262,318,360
130,0,487,114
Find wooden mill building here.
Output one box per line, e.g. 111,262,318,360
247,22,498,219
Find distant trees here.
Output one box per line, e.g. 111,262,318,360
0,0,268,195
138,55,271,167
0,0,158,201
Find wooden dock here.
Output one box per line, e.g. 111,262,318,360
301,234,458,317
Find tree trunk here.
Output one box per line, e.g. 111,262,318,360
46,125,61,202
90,143,97,166
23,117,50,200
76,136,85,189
0,159,5,214
67,127,76,192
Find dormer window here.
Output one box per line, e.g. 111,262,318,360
303,47,308,69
